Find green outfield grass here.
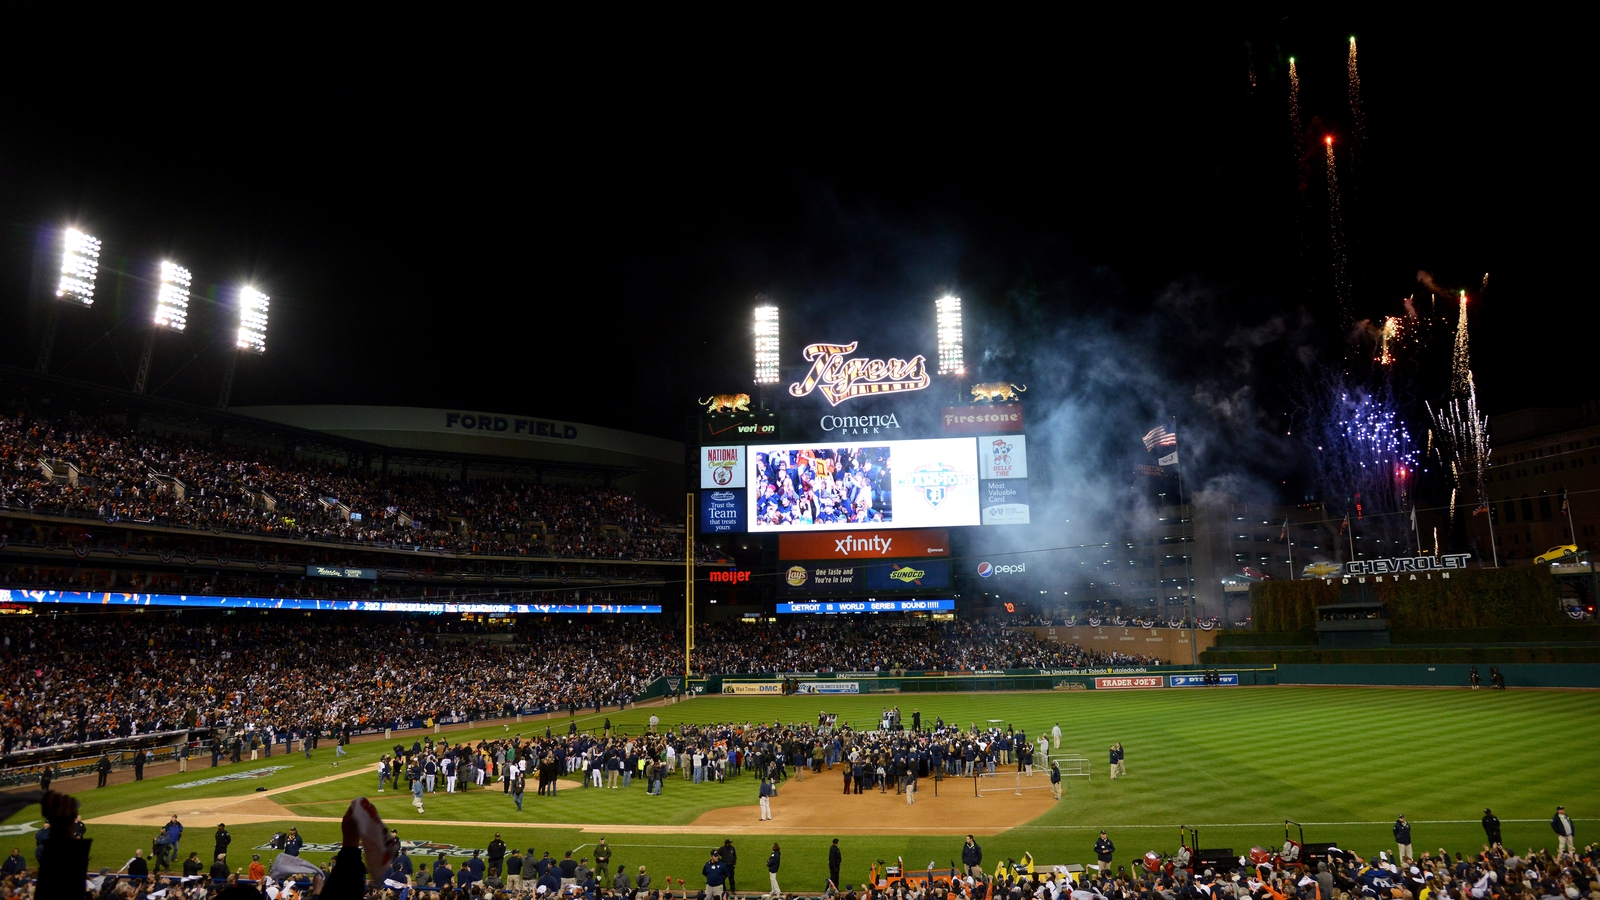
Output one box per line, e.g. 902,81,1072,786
4,687,1597,890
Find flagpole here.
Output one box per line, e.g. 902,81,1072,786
1173,417,1198,664
1345,514,1355,564
1284,518,1295,580
1563,488,1576,557
1486,502,1500,568
1411,507,1422,555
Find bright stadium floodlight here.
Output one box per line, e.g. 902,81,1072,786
754,304,780,384
153,261,191,331
936,295,964,375
56,228,102,307
236,286,269,354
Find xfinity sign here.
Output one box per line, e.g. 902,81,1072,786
834,534,894,556
976,561,1026,577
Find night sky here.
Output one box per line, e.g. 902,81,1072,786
0,13,1571,460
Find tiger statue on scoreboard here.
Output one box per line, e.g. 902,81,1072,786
698,393,753,413
970,382,1026,402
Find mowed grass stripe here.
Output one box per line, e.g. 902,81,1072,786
8,687,1597,885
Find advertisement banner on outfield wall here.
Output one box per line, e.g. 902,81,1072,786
1168,674,1238,687
722,682,784,695
1093,675,1165,690
796,682,860,694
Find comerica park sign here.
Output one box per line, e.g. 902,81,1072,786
1343,554,1471,576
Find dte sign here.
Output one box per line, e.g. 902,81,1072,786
445,412,577,440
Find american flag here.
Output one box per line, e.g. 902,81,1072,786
1142,426,1177,451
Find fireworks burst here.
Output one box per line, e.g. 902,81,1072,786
1428,380,1491,523
1347,36,1365,145
1376,315,1401,366
1325,137,1351,326
1304,375,1420,547
1451,290,1472,399
1288,57,1305,168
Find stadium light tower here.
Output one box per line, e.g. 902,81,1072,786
218,285,269,408
153,261,192,332
134,260,192,393
35,228,103,372
754,304,780,385
236,286,269,354
936,295,964,375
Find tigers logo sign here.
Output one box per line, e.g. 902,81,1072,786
787,341,931,406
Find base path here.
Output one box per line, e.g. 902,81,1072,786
91,766,1055,836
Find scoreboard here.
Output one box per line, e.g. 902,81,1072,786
700,431,1029,532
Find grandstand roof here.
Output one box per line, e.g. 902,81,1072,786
235,404,682,467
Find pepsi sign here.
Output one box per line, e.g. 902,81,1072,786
977,561,1026,577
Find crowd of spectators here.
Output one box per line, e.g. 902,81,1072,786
0,409,681,559
0,616,678,753
0,615,1161,754
691,620,1164,674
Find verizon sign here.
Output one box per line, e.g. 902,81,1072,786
1093,676,1164,690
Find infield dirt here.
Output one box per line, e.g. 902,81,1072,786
90,765,1056,836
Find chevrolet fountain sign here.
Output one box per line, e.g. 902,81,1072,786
1342,554,1471,576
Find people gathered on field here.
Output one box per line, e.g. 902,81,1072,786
369,714,1052,811
0,616,1153,753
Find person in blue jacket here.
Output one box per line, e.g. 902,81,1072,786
1393,815,1413,861
961,835,982,877
703,850,728,897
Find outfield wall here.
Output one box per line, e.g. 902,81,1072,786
691,665,1279,695
1275,663,1600,688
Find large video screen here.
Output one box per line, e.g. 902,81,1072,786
746,438,980,531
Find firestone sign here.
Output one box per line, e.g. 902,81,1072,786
788,342,931,406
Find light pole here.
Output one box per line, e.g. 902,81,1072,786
36,228,101,373
135,261,191,394
220,286,269,408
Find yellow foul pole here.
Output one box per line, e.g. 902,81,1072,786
685,492,694,682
